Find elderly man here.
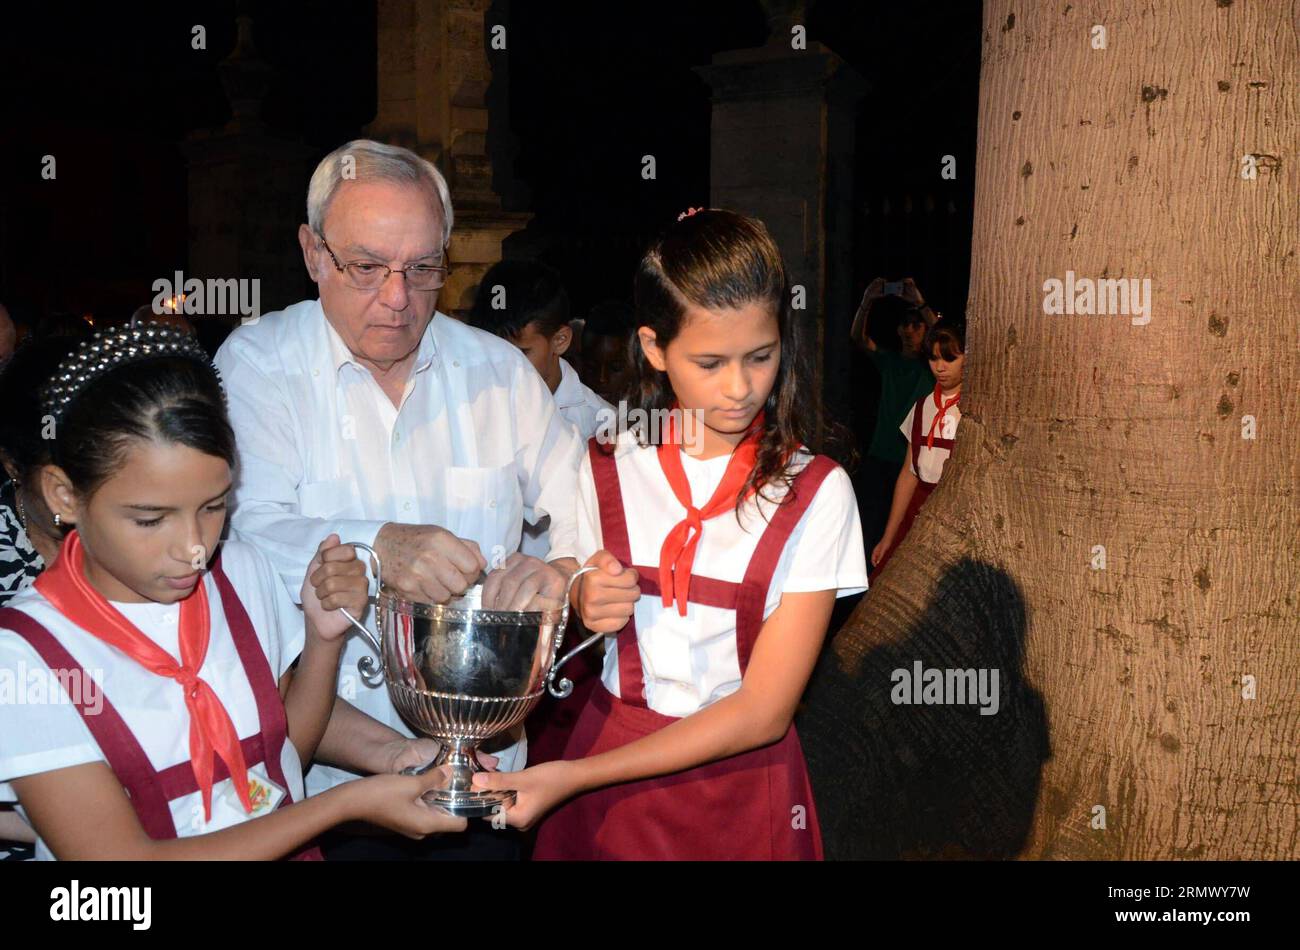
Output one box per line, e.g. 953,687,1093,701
214,140,584,860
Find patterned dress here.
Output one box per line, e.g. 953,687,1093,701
0,478,43,860
0,479,44,608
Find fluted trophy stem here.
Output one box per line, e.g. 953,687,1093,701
443,738,479,794
411,737,517,817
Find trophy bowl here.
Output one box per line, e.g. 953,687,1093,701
340,545,597,817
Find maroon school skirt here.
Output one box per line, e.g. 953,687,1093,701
533,685,823,861
873,478,935,577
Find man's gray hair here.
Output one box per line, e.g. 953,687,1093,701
307,139,454,249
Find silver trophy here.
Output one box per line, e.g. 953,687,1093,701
340,544,599,817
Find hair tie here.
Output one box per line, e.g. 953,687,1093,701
676,206,704,222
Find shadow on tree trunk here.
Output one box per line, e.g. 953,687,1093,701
799,557,1051,859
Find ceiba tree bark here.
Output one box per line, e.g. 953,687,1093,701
800,0,1297,859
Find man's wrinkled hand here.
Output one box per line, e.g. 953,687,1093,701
375,523,488,604
481,553,566,611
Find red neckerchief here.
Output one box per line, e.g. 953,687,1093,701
35,531,253,822
656,407,765,616
926,383,961,450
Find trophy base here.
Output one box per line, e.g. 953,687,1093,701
422,788,518,818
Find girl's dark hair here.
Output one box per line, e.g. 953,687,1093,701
0,337,81,479
52,355,236,497
628,208,846,511
924,317,966,362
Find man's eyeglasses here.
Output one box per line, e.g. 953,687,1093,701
317,233,447,291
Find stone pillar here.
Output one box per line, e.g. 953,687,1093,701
183,14,317,318
695,1,867,412
368,0,531,318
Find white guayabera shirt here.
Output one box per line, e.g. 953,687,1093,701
519,358,613,559
214,300,584,794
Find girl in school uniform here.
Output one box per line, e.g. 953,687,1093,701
0,323,466,859
870,318,966,576
473,209,870,860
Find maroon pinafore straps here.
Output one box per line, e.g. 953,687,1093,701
0,550,322,859
588,438,837,698
910,390,955,487
539,440,837,859
0,607,178,840
208,554,323,860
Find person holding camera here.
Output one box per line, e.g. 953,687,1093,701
849,277,938,576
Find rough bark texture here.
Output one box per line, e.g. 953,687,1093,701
800,0,1297,860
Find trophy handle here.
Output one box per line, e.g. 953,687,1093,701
546,565,601,699
337,542,385,687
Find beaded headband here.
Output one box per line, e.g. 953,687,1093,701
41,322,219,423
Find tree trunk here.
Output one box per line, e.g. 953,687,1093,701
800,0,1297,860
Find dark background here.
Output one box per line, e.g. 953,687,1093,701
0,0,979,410
0,0,977,323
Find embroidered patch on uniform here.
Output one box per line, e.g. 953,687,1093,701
217,764,285,820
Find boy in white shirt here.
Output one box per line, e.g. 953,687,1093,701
469,261,617,765
470,260,613,559
470,260,612,438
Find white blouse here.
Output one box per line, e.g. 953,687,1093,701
574,433,869,719
900,395,962,485
0,540,305,860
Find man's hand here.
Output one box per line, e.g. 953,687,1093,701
380,737,442,774
379,737,499,774
481,553,566,611
374,523,488,604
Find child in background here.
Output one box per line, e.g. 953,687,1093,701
474,209,869,859
469,261,615,770
0,336,79,859
0,324,466,859
470,259,613,560
470,259,612,443
0,336,80,606
580,299,636,407
849,279,937,575
871,318,966,576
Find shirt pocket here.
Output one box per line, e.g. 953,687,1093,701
298,475,360,520
443,463,522,559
